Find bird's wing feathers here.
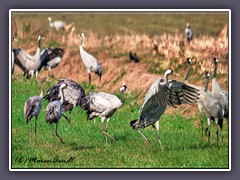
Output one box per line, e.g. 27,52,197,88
89,93,109,113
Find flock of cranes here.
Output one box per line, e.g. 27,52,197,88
12,19,228,150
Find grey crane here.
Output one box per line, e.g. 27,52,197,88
24,76,48,144
39,47,65,76
185,23,193,43
201,71,223,145
130,68,200,151
13,35,45,78
48,17,66,31
81,83,131,144
44,78,85,121
12,37,18,75
46,83,67,144
184,57,206,138
79,33,102,85
212,58,228,120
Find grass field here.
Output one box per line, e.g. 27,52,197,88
11,11,229,169
11,75,229,169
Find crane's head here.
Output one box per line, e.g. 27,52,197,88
165,68,179,77
120,82,131,96
12,37,18,42
202,71,210,80
38,35,45,41
48,17,52,22
186,22,191,28
81,32,85,38
185,57,192,64
59,83,67,90
212,58,219,64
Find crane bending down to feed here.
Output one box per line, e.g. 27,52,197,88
211,58,228,121
13,35,45,78
81,83,131,144
201,71,223,145
48,17,66,31
44,78,85,121
24,76,49,144
130,68,200,151
185,23,193,43
79,33,102,85
46,83,68,144
12,37,18,75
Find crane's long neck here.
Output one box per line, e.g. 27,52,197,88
184,63,191,81
59,87,64,104
120,91,124,103
213,63,218,79
39,81,44,99
81,36,84,47
204,78,210,92
164,72,170,83
35,38,42,58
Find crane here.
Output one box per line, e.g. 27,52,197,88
44,78,85,121
48,17,66,31
185,23,193,43
46,83,68,144
24,76,49,144
11,37,18,75
201,71,224,145
13,35,45,78
130,68,200,151
211,58,228,121
79,33,102,85
81,82,131,144
39,47,65,76
183,57,206,138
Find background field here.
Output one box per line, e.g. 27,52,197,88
11,11,229,169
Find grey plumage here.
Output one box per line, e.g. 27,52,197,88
212,58,228,120
130,68,200,150
185,23,193,43
24,76,47,144
79,33,102,85
13,35,45,78
82,83,131,144
201,71,223,145
46,83,67,144
44,78,85,120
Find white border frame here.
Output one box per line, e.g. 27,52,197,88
9,9,231,171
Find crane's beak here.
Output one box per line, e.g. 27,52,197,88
201,75,206,80
14,38,18,42
126,89,132,96
174,72,179,76
42,37,45,40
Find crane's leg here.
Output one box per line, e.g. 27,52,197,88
137,130,151,148
215,118,219,145
218,118,224,145
155,121,163,151
62,113,71,124
28,120,32,145
35,71,38,78
88,73,91,85
207,118,211,145
34,116,38,145
56,123,64,144
100,118,116,143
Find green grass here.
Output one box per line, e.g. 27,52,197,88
11,75,229,169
